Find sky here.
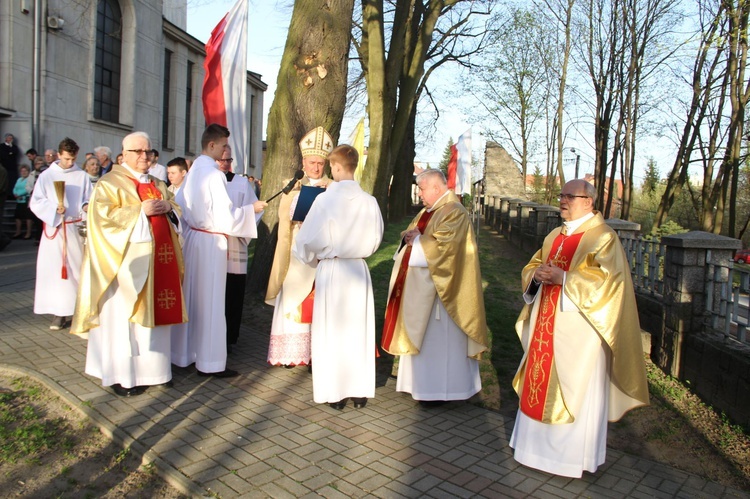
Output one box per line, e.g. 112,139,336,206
184,0,672,184
185,0,477,171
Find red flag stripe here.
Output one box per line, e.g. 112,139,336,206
202,14,230,126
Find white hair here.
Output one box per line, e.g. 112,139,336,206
122,131,151,150
93,145,112,158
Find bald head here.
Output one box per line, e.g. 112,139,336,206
559,179,595,221
416,169,449,209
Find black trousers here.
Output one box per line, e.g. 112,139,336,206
225,273,246,346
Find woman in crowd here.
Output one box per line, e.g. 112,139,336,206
12,164,33,239
84,156,102,184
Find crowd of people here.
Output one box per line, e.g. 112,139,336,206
0,123,649,479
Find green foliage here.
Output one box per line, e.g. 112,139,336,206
650,220,689,239
530,165,546,203
642,157,660,196
437,138,455,176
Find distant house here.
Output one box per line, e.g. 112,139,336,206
0,0,266,175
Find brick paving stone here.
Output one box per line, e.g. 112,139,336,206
327,479,370,498
531,486,578,499
368,460,405,480
247,467,285,486
272,476,316,497
315,484,357,499
236,460,272,480
436,480,476,499
410,473,444,492
289,465,328,483
258,482,299,499
3,244,750,499
356,472,392,492
301,470,336,489
484,481,535,498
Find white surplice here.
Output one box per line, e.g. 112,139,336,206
82,163,178,389
292,180,383,404
395,235,482,400
171,155,258,372
225,173,262,275
29,162,92,316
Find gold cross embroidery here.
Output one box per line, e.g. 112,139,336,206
157,289,177,310
158,243,174,264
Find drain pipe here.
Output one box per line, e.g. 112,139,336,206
31,0,44,149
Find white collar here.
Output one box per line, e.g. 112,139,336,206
563,211,595,234
121,162,150,183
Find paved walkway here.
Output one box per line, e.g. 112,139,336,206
0,239,747,498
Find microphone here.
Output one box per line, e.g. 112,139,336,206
265,169,304,202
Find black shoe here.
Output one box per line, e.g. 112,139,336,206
152,380,174,389
111,384,146,397
283,364,295,369
418,400,447,408
49,315,65,330
328,399,347,410
197,368,239,378
352,397,367,409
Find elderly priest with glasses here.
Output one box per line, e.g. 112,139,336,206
72,132,185,397
510,179,649,477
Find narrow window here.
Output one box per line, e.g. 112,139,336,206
185,61,194,153
94,0,122,122
162,49,173,148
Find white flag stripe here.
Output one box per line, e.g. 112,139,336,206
221,0,248,174
456,128,472,195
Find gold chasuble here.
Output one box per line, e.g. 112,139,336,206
71,166,187,334
382,191,488,359
513,212,649,425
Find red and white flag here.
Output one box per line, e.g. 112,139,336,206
202,0,248,173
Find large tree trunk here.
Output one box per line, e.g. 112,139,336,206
247,0,354,294
389,105,417,222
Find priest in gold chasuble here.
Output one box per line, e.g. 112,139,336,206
382,169,488,404
72,132,185,397
510,179,649,478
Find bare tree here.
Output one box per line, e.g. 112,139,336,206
470,6,555,187
653,1,728,231
354,0,492,217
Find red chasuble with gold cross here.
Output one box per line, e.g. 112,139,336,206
132,180,185,326
520,229,585,423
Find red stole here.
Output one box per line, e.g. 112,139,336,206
128,178,185,326
520,230,584,421
381,209,435,352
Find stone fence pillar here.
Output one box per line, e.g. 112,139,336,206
657,232,741,377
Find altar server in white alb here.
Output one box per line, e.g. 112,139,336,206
30,137,92,331
293,145,383,410
72,131,185,397
171,124,266,377
510,179,648,477
216,145,263,351
381,169,488,406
